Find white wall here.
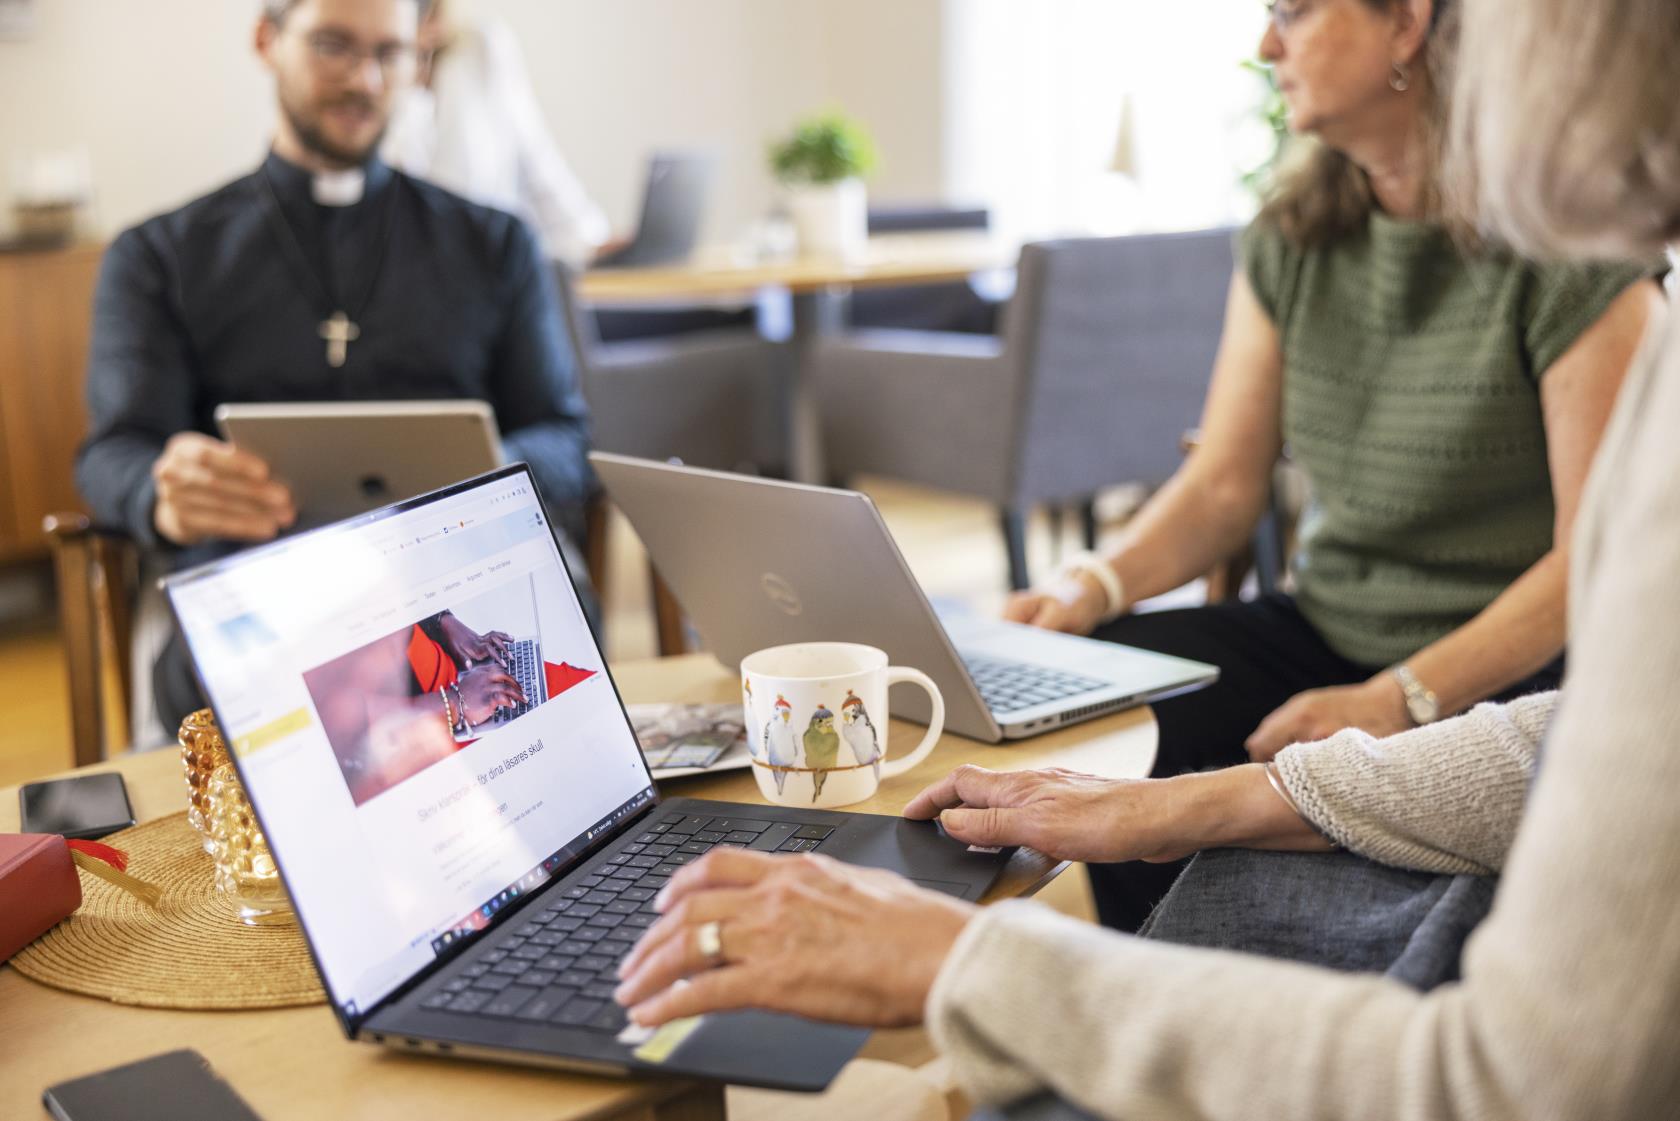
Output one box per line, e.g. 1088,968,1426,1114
0,0,950,242
0,0,1264,246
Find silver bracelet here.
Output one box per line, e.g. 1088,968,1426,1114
1263,760,1303,816
1056,551,1126,623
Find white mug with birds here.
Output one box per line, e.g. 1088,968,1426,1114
741,642,944,809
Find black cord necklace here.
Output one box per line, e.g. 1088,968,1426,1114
256,161,398,369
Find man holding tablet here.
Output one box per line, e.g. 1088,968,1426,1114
75,0,592,730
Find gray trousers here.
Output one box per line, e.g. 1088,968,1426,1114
973,849,1491,1120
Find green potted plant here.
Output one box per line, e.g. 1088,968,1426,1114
768,111,877,258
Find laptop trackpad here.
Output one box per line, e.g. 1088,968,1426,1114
657,1011,868,1091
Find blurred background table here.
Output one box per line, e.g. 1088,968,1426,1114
580,234,1015,484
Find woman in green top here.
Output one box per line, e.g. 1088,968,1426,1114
1004,0,1665,930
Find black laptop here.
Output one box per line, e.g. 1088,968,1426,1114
163,464,1008,1091
592,151,714,269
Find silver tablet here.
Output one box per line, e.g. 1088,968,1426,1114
215,400,504,530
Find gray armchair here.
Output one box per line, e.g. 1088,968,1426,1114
814,228,1237,589
555,265,785,473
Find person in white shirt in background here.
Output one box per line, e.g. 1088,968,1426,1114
382,0,613,268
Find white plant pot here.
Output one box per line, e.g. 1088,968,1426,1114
785,178,867,260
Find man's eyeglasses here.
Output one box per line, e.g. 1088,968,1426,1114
298,31,420,80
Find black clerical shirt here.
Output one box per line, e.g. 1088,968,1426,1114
76,151,592,560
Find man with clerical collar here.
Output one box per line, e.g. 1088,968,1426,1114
76,0,593,730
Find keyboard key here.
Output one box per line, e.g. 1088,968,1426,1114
575,954,613,972
573,926,610,942
599,939,636,962
443,977,473,993
621,843,646,855
704,818,772,835
484,950,509,963
491,959,531,976
422,991,456,1009
512,945,546,961
620,887,656,902
627,856,660,869
750,823,799,851
523,970,557,988
578,876,604,889
582,982,617,1000
482,985,542,1018
588,1003,629,1033
445,989,492,1013
642,843,676,857
623,914,657,929
570,904,602,918
514,923,543,937
544,916,586,933
793,825,833,840
605,899,640,915
692,831,725,844
552,998,605,1026
513,988,571,1021
556,969,594,987
582,891,616,906
645,822,673,835
724,831,760,845
462,963,490,978
538,954,576,971
634,832,663,844
778,838,806,853
472,973,516,993
678,841,711,856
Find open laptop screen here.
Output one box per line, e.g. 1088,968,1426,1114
166,466,655,1024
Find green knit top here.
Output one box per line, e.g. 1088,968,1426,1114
1241,214,1652,667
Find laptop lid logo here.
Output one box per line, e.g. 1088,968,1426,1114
760,572,803,616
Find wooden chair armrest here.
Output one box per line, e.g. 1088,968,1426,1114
42,512,136,547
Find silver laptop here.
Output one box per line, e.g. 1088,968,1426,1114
590,453,1217,742
216,400,503,530
163,464,1009,1090
591,151,714,269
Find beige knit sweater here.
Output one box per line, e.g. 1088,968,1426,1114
925,294,1680,1120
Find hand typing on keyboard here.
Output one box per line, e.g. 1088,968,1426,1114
457,663,526,724
435,612,513,669
612,848,975,1030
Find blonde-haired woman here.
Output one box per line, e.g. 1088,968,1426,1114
1008,0,1665,932
612,0,1680,1115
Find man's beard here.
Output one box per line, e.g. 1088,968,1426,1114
280,89,386,168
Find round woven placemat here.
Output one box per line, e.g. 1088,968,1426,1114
11,811,326,1010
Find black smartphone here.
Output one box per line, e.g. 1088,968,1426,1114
43,1049,264,1121
18,772,136,841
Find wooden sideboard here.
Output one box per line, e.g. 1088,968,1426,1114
0,244,102,562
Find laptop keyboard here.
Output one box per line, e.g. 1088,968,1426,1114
494,638,544,723
420,813,835,1033
963,655,1108,715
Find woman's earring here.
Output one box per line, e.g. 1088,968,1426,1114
1389,62,1410,92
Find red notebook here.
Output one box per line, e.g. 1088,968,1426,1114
0,833,81,964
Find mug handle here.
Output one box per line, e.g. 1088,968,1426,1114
878,667,945,780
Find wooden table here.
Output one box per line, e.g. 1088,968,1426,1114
0,655,1153,1121
579,234,1015,484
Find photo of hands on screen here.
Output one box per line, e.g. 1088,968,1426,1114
303,576,596,807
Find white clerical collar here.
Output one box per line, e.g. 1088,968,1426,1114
312,168,366,207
